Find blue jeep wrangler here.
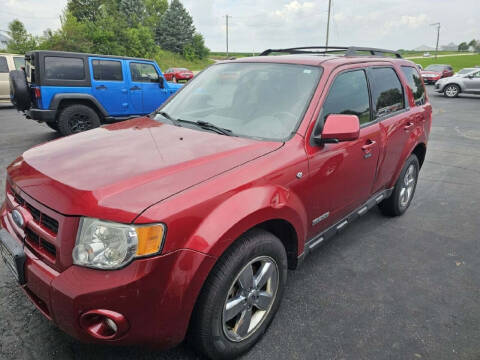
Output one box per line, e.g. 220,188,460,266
9,51,182,136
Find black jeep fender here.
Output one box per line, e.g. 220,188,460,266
49,93,109,117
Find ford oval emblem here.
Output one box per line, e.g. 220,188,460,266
12,209,25,228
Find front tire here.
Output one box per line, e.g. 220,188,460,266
57,104,101,136
379,154,419,217
444,84,460,98
189,229,287,359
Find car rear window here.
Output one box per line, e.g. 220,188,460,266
401,66,426,106
320,69,371,127
92,60,123,81
0,56,8,73
369,67,405,118
13,57,25,70
45,56,85,80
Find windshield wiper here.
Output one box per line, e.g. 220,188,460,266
154,111,180,125
177,119,233,136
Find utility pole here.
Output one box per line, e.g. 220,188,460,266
325,0,332,50
430,22,440,59
225,15,230,58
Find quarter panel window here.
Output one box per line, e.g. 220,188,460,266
320,69,371,128
130,63,159,82
401,66,426,106
13,57,25,70
45,57,85,80
369,67,405,118
92,60,123,81
0,57,8,73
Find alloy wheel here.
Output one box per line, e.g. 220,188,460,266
445,85,458,97
222,256,279,342
399,164,416,209
69,113,92,133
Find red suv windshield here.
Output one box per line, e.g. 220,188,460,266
157,63,323,141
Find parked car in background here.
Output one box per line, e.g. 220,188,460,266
435,68,480,97
423,52,431,57
0,46,431,359
164,67,194,82
0,53,25,102
9,51,182,135
420,64,454,84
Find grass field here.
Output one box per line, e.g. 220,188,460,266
412,54,480,71
153,50,214,71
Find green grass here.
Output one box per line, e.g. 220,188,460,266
400,50,468,57
412,54,480,72
209,52,258,60
153,50,214,71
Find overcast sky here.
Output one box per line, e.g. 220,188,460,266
2,0,479,52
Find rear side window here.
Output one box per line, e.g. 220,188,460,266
401,66,426,106
0,56,8,73
369,67,405,118
320,69,371,127
130,62,159,82
13,57,25,70
92,60,123,81
45,57,85,80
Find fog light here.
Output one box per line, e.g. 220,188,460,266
79,309,128,340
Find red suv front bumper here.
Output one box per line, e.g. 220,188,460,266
0,201,216,348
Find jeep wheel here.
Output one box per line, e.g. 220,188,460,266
9,70,31,111
444,84,460,98
189,229,287,359
379,154,419,217
57,104,101,136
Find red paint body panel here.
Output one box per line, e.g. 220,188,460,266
165,69,194,81
1,54,432,349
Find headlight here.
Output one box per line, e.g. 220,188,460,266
72,218,166,270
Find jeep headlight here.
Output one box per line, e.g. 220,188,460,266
72,218,165,270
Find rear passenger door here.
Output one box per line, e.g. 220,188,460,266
368,66,412,193
90,57,128,116
0,56,9,100
127,61,169,114
464,70,480,92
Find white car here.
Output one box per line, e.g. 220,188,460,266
423,52,431,57
0,53,25,102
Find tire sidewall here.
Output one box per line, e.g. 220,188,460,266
391,154,420,215
9,70,31,111
192,230,287,359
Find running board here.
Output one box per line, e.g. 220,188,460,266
298,188,393,265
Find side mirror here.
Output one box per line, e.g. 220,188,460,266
314,114,360,145
159,77,165,88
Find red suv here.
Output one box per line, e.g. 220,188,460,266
0,46,431,359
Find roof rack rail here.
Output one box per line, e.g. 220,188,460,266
259,46,402,58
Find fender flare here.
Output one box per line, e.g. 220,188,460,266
389,140,427,188
182,185,308,262
49,93,108,117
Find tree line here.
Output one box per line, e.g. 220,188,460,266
3,0,209,62
458,40,480,52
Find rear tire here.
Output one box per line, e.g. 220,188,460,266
379,154,419,217
444,84,460,98
189,229,287,360
45,122,59,131
57,104,101,136
9,70,31,111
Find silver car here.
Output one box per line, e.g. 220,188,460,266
434,68,480,98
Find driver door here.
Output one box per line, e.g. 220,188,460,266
305,68,381,237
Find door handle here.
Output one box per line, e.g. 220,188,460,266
95,85,107,90
404,122,414,130
130,86,141,91
361,140,376,152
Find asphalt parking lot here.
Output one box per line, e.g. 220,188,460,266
0,87,479,360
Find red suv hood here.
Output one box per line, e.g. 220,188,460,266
8,117,282,222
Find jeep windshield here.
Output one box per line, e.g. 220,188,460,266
155,63,322,141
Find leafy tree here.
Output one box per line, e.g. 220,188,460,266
458,42,469,51
67,0,103,22
156,0,195,53
6,19,37,54
39,13,93,52
144,0,168,30
468,39,477,48
183,33,209,60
